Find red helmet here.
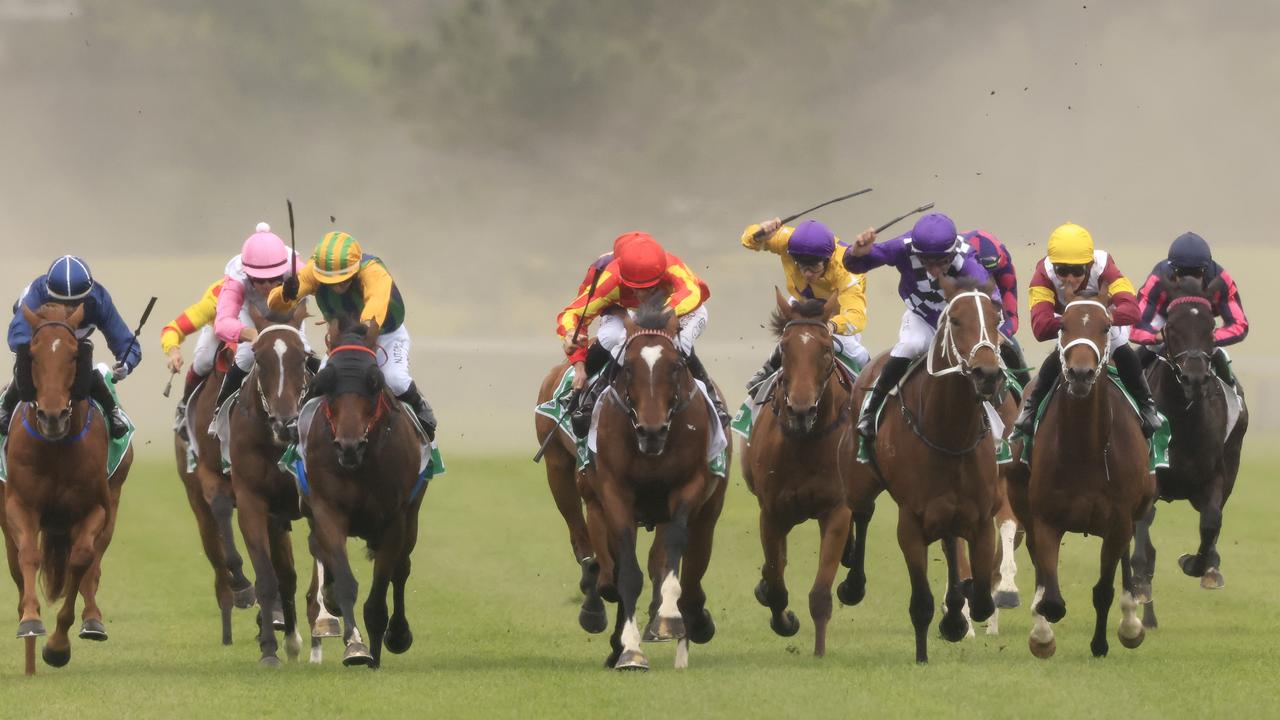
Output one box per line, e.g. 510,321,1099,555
613,230,648,256
616,233,666,289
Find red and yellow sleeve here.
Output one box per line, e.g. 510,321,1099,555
556,270,622,337
356,261,395,327
664,259,707,316
267,264,320,315
160,279,222,353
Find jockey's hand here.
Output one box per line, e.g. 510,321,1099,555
827,321,838,335
282,274,300,302
1155,330,1164,343
757,217,783,238
111,361,131,382
239,327,259,343
572,361,587,391
166,347,184,374
562,332,588,355
850,227,877,257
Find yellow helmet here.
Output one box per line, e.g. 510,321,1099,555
1047,222,1094,265
312,231,363,284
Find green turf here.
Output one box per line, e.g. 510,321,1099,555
0,448,1276,718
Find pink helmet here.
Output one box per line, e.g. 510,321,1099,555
240,222,294,279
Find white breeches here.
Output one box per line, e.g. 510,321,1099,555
1107,324,1131,353
316,324,412,397
890,309,936,359
598,304,708,357
833,333,870,366
192,326,217,376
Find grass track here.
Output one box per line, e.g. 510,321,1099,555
0,448,1277,718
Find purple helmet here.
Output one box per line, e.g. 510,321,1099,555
910,213,959,255
787,220,836,260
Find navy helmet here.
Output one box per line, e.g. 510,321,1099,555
44,255,95,301
1168,232,1212,272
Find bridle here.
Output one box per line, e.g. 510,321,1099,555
769,318,850,438
251,324,308,417
27,319,80,417
1155,295,1215,401
927,290,1005,378
1057,300,1112,386
610,328,698,436
321,343,392,444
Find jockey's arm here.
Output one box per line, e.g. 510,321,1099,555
93,285,143,372
214,277,249,344
1027,264,1061,343
556,274,622,340
1129,269,1164,345
6,280,41,351
740,223,794,255
830,270,867,336
161,280,220,354
267,264,320,315
1098,258,1139,326
1212,268,1248,346
356,262,395,328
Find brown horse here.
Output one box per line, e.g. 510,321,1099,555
1,304,117,669
585,297,726,671
173,349,256,645
227,304,311,666
860,279,1005,663
742,290,879,657
1007,289,1154,658
302,323,427,669
1131,276,1247,627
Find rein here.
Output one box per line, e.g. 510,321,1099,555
927,290,1005,377
770,318,851,440
250,324,309,417
322,390,391,443
19,402,95,444
1057,299,1112,386
611,328,699,434
24,317,82,431
1156,295,1218,406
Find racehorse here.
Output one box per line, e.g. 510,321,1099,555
1,303,124,668
302,322,426,669
1131,276,1247,627
585,296,726,671
227,304,311,666
860,278,1005,663
1007,288,1154,658
174,349,255,645
742,290,877,657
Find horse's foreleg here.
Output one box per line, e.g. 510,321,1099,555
44,504,106,668
234,493,282,666
1116,550,1145,649
76,477,122,641
363,523,403,670
545,446,593,568
1185,482,1225,588
838,502,875,606
642,524,668,641
210,488,253,606
968,518,998,626
310,500,369,667
598,480,645,671
1031,521,1067,624
938,534,969,643
182,471,235,643
896,509,933,664
384,500,420,658
1090,529,1127,658
651,507,689,643
675,482,724,668
6,499,42,630
268,523,301,662
577,484,610,634
1131,503,1158,627
811,504,852,658
993,515,1021,609
758,512,798,640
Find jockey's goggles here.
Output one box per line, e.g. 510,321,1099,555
1171,264,1205,278
792,256,828,270
1053,263,1088,278
917,251,955,265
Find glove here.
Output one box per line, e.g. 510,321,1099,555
282,274,300,302
111,361,131,382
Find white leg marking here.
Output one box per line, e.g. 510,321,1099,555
621,615,643,653
1118,591,1143,640
986,608,1001,635
285,630,302,658
658,571,682,619
962,597,976,639
273,338,287,398
315,560,339,622
309,641,323,664
1030,586,1054,644
997,520,1019,593
674,638,690,669
349,626,364,646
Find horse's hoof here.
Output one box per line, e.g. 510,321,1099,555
385,621,414,654
271,608,286,631
837,578,866,606
939,614,969,643
993,590,1020,609
1200,567,1225,590
342,642,374,667
604,648,621,669
260,655,282,668
1118,625,1145,649
649,615,684,642
614,649,649,672
232,583,257,609
17,619,46,638
970,595,996,624
78,618,108,642
1035,598,1067,624
577,556,599,596
579,603,608,635
1029,635,1056,659
754,578,769,607
1178,553,1205,578
312,616,342,639
1132,580,1153,605
1090,638,1109,658
41,644,71,668
689,609,716,645
770,610,800,638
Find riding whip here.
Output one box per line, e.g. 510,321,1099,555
534,263,606,463
751,187,874,240
874,202,935,235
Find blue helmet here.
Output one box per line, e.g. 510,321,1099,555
1168,232,1212,271
44,255,94,301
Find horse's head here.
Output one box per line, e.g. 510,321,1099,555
22,303,85,440
313,320,389,470
934,277,1006,401
1160,274,1221,403
1058,287,1113,398
770,288,840,435
248,302,311,444
617,295,690,456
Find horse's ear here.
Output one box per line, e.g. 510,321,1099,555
289,300,310,329
22,304,38,330
362,320,379,349
623,311,637,337
67,304,86,329
365,364,382,394
248,302,269,331
312,365,336,395
1203,276,1226,300
774,287,793,319
980,278,995,295
938,275,958,298
821,291,841,321
664,308,679,336
1097,287,1112,308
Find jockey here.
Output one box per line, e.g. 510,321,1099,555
209,223,311,415
1,255,138,439
557,231,730,435
563,231,646,393
1131,231,1247,386
160,277,225,433
963,229,1029,386
267,230,437,439
1014,222,1162,437
740,218,870,390
843,213,994,439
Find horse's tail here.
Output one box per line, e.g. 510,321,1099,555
40,530,71,601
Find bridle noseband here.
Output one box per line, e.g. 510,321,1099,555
1057,299,1112,385
252,324,308,417
928,290,1006,378
1156,295,1216,400
321,343,391,445
611,328,697,436
27,319,80,416
770,318,849,437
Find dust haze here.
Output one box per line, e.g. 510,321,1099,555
1,0,1276,455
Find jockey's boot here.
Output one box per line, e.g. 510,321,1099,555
1211,347,1237,387
305,354,322,376
1136,344,1159,370
0,382,18,436
210,364,249,428
857,356,911,439
90,372,129,440
687,352,732,429
397,382,437,441
570,379,604,439
1000,338,1032,390
1113,345,1162,438
175,367,204,442
1014,349,1061,437
745,344,783,392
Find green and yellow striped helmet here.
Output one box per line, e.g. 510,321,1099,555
312,231,363,284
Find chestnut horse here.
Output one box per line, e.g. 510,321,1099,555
1,304,126,668
861,279,1005,663
1131,276,1247,627
586,297,726,671
173,348,255,645
1007,289,1154,658
742,290,880,657
303,324,426,669
227,305,311,666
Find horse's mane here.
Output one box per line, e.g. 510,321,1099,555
948,277,985,293
770,298,826,338
35,302,75,321
1071,288,1101,300
633,293,672,330
1165,275,1209,299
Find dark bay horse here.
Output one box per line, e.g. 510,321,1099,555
586,297,726,671
174,348,255,645
228,305,311,666
1131,276,1247,627
1008,289,1154,658
1,304,117,669
302,324,426,669
862,279,1005,663
742,290,879,657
